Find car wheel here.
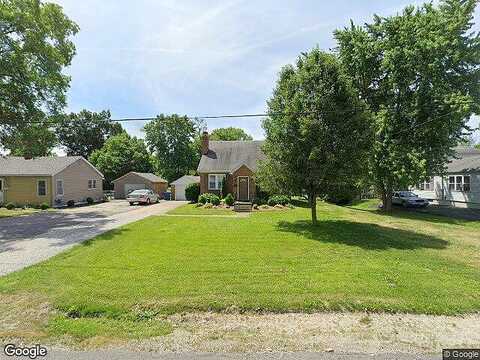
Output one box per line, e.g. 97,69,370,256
147,198,151,205
129,202,134,206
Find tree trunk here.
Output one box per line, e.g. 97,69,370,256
309,191,317,225
381,189,393,212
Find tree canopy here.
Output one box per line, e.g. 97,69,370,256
259,49,372,224
210,127,253,141
89,133,154,188
144,114,202,182
56,110,124,159
0,0,79,156
335,0,480,210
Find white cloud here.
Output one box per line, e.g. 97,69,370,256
50,0,480,143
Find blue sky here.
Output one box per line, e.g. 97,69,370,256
53,0,479,141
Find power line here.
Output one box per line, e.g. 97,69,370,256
6,105,477,136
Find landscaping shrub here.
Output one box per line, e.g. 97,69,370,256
185,183,200,203
67,200,75,207
198,193,220,206
254,188,270,205
267,195,290,206
221,179,228,198
324,184,359,206
40,203,49,210
224,193,234,206
5,202,15,210
86,197,94,205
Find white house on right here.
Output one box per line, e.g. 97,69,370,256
413,146,480,209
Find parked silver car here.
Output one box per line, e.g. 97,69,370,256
392,191,429,208
126,189,159,205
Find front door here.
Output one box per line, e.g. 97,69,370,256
0,179,4,204
238,176,249,201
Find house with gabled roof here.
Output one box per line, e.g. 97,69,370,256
413,146,480,208
197,131,266,202
0,156,104,207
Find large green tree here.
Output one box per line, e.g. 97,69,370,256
89,133,154,188
56,110,124,158
335,0,480,211
0,0,79,156
210,127,253,141
144,114,201,182
259,49,372,224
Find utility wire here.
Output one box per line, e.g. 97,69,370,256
6,103,477,136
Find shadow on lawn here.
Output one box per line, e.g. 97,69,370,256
276,220,449,250
82,227,132,246
348,200,480,225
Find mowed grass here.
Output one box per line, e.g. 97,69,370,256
0,200,479,342
0,208,40,218
167,203,236,216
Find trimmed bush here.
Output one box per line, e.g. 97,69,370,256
267,195,290,206
86,197,94,205
40,203,49,210
5,202,15,210
67,200,75,207
324,184,359,206
185,183,200,203
254,188,270,205
198,193,221,206
224,193,234,206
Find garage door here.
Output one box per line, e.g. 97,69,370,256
175,185,186,200
125,183,146,196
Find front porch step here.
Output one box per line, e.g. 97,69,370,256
234,201,252,212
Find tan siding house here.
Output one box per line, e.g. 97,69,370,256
52,159,104,206
0,156,104,207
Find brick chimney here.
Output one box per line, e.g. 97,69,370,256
201,131,209,155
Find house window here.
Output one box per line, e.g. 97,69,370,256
208,174,225,190
88,179,97,190
448,175,470,192
37,180,47,196
56,180,64,196
415,177,434,191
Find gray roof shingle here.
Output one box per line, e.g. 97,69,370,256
111,172,167,183
0,156,84,176
171,175,200,186
448,146,480,173
197,141,266,173
132,172,167,183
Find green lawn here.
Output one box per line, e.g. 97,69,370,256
0,200,479,343
168,203,236,216
0,208,40,218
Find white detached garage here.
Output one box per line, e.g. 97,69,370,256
170,175,200,201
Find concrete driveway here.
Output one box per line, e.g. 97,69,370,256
0,200,187,275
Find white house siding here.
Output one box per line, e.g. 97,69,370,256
414,174,480,209
53,159,104,206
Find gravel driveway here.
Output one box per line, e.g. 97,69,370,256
0,200,187,275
